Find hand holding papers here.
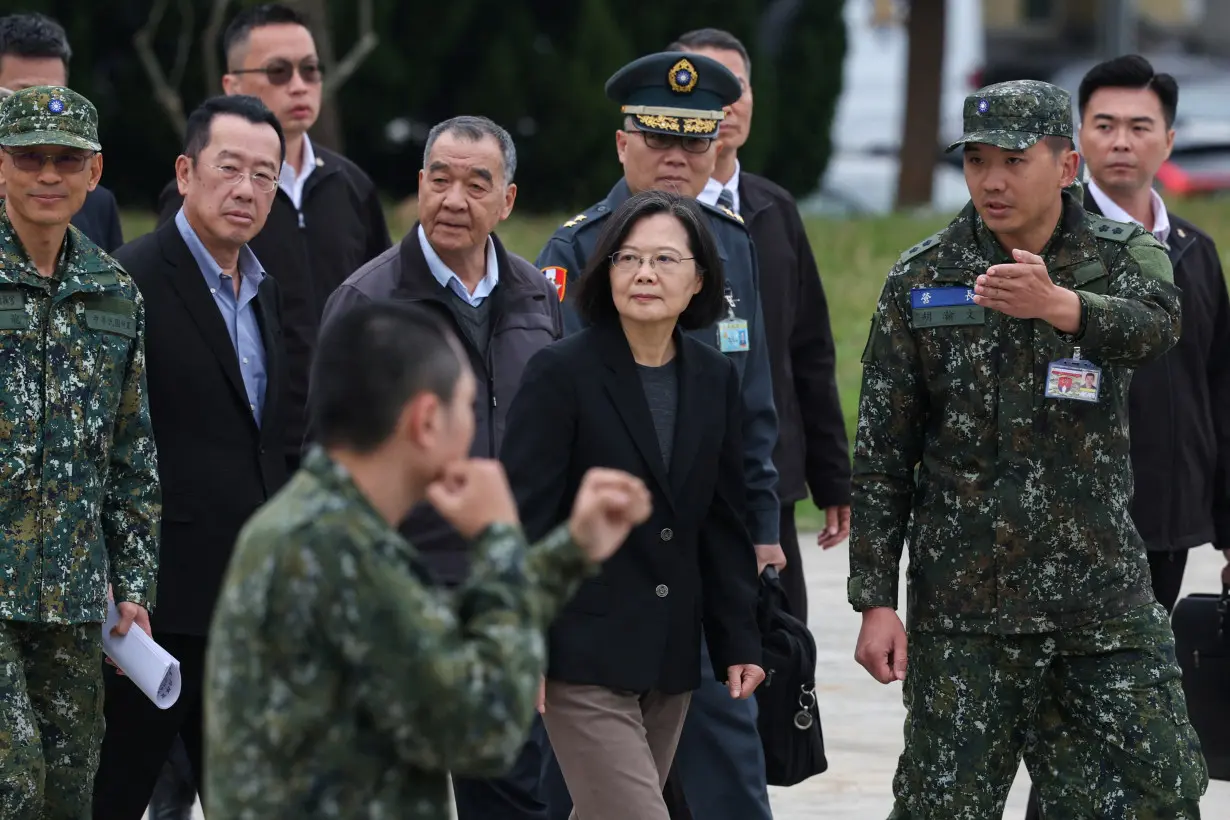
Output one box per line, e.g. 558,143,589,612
101,599,182,709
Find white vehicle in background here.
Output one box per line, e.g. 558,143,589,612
806,0,987,215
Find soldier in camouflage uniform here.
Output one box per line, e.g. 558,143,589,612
0,86,159,818
849,80,1209,818
204,301,652,819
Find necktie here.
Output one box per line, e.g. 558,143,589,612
716,188,735,211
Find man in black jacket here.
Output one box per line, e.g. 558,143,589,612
318,115,561,585
669,29,850,622
1023,53,1230,820
0,12,123,252
157,3,391,476
315,116,562,818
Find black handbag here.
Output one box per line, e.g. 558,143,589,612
1172,583,1230,780
753,566,827,787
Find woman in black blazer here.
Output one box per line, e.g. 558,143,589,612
500,190,764,820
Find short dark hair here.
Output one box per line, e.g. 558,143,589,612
1078,54,1179,128
1044,135,1075,156
423,115,517,184
183,95,287,164
575,190,727,331
667,28,751,80
0,13,72,68
310,302,466,453
223,3,310,64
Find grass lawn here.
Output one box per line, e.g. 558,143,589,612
119,195,1230,532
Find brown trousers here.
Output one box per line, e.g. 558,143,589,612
542,681,692,820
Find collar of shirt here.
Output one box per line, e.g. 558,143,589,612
174,207,267,296
698,158,742,213
417,223,499,306
279,134,318,209
1087,177,1171,246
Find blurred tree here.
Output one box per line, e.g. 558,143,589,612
749,0,847,199
25,0,847,214
896,0,945,209
293,0,378,152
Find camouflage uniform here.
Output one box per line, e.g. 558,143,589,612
204,446,599,818
849,81,1209,818
0,87,159,819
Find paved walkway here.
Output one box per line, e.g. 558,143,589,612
767,537,1230,819
167,538,1229,819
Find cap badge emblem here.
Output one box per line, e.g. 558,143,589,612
668,58,698,94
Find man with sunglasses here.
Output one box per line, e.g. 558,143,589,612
487,51,778,820
157,2,391,478
0,12,124,253
0,85,159,819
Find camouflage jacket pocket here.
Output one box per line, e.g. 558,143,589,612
55,295,136,447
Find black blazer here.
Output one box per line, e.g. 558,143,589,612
115,219,289,636
1085,190,1230,551
500,320,761,694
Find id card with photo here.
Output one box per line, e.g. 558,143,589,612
718,318,750,353
1045,358,1102,403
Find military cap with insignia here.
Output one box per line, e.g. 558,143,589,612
946,79,1072,153
0,85,101,152
604,51,742,138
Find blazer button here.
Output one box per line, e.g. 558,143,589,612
655,584,669,598
660,527,674,542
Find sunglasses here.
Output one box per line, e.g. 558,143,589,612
2,148,95,173
231,58,323,86
624,129,714,155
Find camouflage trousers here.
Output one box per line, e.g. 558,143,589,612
889,602,1208,819
0,620,104,820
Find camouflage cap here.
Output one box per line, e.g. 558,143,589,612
0,86,100,152
946,80,1073,153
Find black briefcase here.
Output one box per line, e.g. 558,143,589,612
754,567,828,787
1172,584,1230,780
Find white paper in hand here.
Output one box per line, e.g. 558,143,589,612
100,600,182,709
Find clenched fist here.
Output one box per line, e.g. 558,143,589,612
568,468,653,564
426,459,520,538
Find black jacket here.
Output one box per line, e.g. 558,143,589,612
1086,191,1230,552
318,226,563,583
500,321,762,694
157,144,391,469
739,172,850,506
115,220,289,635
71,185,124,253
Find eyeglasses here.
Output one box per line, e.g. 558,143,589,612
209,163,279,194
2,148,96,174
625,130,714,155
609,250,696,273
230,58,323,86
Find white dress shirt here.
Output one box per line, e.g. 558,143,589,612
699,159,742,214
1087,177,1171,247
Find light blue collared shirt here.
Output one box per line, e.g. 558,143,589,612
417,224,499,307
175,208,269,427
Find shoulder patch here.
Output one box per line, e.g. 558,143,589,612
897,230,945,265
562,213,588,229
541,266,567,301
1087,215,1139,243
